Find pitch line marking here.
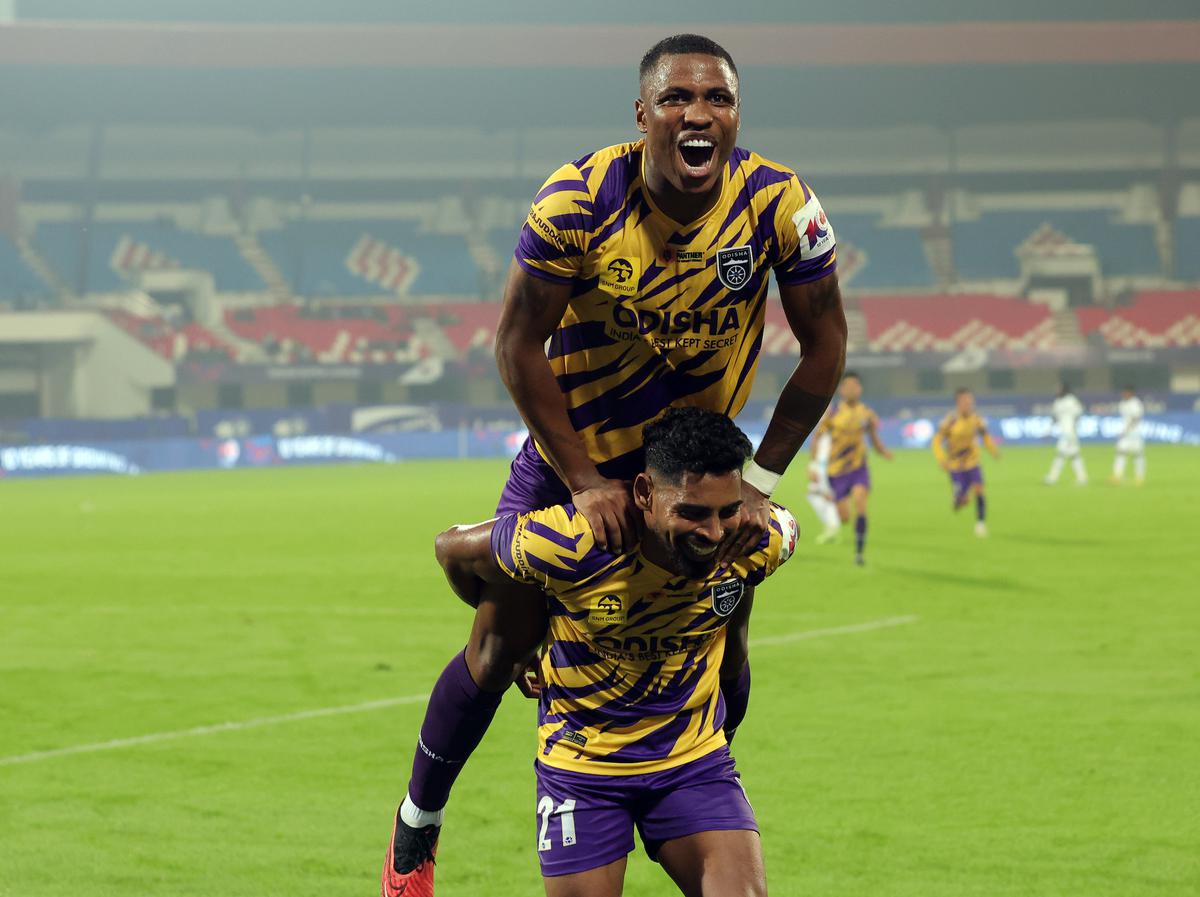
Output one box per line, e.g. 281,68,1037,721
0,615,918,768
749,614,919,648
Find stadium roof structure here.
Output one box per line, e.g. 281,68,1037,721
1,16,1199,130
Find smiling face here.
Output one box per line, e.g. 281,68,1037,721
636,53,740,204
634,468,744,579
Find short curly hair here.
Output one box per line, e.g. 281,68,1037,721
639,34,738,87
642,407,752,483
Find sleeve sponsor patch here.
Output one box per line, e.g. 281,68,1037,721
791,194,836,262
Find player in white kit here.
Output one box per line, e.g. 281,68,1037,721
807,427,841,543
1110,386,1146,486
1044,384,1088,486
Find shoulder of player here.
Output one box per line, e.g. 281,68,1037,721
732,503,798,582
733,148,813,200
513,504,626,583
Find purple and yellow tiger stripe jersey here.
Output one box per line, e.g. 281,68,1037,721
490,502,800,776
515,140,837,476
820,401,878,477
933,412,994,472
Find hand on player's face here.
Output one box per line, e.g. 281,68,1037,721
572,479,639,554
718,476,771,567
636,53,739,196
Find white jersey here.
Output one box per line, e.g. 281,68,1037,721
1052,394,1084,454
1116,396,1145,452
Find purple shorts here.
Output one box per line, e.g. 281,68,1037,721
496,437,643,515
495,438,572,515
950,466,983,501
828,464,871,502
534,746,757,877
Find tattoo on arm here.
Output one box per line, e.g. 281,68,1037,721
808,274,839,318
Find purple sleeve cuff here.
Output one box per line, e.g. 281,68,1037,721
490,512,522,576
514,255,574,285
773,249,837,286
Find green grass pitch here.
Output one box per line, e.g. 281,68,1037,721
1,446,1197,896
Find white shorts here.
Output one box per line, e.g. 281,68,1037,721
1056,435,1080,456
1116,435,1144,454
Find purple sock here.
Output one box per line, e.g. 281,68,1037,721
407,650,503,813
855,515,867,554
976,494,986,522
720,661,751,738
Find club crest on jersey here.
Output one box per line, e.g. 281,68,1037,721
715,245,754,291
710,579,745,618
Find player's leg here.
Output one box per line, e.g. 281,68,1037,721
972,479,987,537
950,471,970,510
542,859,627,897
657,830,767,897
1045,452,1065,485
1111,448,1128,483
638,748,764,897
385,439,565,895
850,483,869,565
1133,449,1146,485
537,762,637,897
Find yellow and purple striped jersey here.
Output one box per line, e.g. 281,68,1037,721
819,401,878,477
933,413,994,471
515,140,837,477
490,502,799,776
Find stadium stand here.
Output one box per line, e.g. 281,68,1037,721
257,221,479,297
0,234,51,300
106,309,237,361
34,221,264,292
223,304,416,363
1176,216,1200,281
1075,291,1200,347
832,213,933,289
859,294,1056,352
953,210,1161,280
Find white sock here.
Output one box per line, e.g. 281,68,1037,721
1046,455,1064,483
1072,457,1087,482
808,493,840,531
824,503,842,530
1133,454,1145,480
1113,453,1127,479
400,793,445,828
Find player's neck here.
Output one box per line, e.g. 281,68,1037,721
642,155,724,226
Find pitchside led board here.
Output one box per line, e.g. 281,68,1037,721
2,414,1198,479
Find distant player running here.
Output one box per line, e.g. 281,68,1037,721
818,372,892,565
431,409,796,897
932,388,999,537
383,33,847,896
806,421,841,544
1110,387,1146,486
1044,384,1088,486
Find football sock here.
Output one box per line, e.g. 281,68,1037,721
1113,453,1127,479
720,661,751,738
406,650,503,814
1133,454,1145,480
400,794,444,828
1046,455,1064,483
975,494,986,522
1072,457,1088,482
854,514,867,554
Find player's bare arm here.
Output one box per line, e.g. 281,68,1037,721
433,519,507,608
868,415,895,461
495,261,639,553
721,272,847,562
719,585,755,744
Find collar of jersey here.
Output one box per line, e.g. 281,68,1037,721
633,544,725,586
638,141,730,231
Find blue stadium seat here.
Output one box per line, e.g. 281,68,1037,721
953,211,1160,280
34,221,264,292
0,235,51,300
259,221,479,297
826,213,933,289
1175,217,1200,281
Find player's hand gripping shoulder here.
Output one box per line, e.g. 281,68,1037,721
570,477,640,555
433,519,507,609
718,477,771,566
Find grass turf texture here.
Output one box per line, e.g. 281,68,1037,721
1,446,1197,897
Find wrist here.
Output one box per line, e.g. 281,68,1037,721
742,460,782,497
